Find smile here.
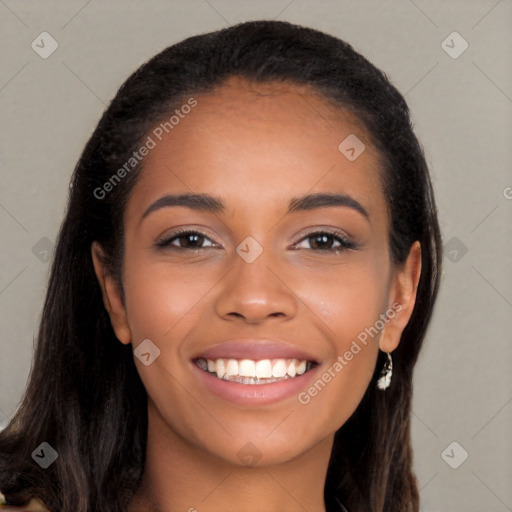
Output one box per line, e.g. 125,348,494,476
190,339,321,404
194,357,315,385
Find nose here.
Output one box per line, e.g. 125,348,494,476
214,246,299,325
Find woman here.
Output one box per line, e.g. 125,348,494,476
0,20,442,512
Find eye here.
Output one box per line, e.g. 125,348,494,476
155,228,356,253
155,229,218,251
293,230,357,252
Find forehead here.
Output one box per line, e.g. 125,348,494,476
128,76,386,223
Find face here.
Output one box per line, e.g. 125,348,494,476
93,76,420,468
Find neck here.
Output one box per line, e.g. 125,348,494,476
129,401,334,512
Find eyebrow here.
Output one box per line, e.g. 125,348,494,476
141,192,370,221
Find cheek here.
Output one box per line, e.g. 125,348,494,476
122,259,223,342
295,258,389,347
289,261,388,426
311,270,381,329
120,260,232,447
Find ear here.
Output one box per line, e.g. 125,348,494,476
91,241,132,345
379,241,422,353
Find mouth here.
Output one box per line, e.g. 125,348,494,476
190,339,321,404
194,357,317,385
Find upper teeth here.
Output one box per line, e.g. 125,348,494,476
197,358,309,380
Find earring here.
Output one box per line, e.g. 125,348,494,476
377,352,393,390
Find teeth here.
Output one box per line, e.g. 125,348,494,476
287,359,297,377
272,359,287,378
216,359,226,379
255,360,272,379
239,359,256,377
196,357,313,384
226,359,238,376
296,360,306,375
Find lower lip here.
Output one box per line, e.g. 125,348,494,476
191,362,320,406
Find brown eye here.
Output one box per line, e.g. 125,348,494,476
174,233,207,248
294,231,356,252
156,230,217,250
309,233,336,250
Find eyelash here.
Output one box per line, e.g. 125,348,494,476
155,228,357,253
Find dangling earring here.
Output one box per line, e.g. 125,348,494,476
377,352,393,390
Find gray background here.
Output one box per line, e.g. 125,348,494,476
1,1,511,510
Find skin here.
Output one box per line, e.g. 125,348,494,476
92,76,421,512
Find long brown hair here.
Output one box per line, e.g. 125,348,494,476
0,20,442,512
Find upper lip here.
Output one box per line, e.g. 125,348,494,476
193,339,320,363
